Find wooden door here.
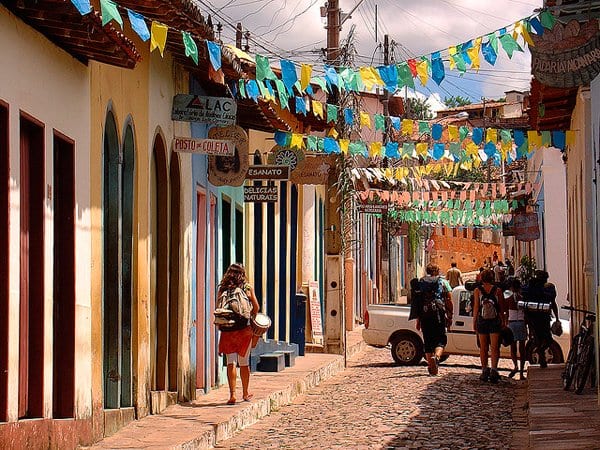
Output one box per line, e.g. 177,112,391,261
0,102,8,421
195,190,207,390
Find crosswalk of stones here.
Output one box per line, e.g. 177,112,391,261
215,346,520,449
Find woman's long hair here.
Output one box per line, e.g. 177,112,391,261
219,263,247,291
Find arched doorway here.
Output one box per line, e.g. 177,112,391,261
168,151,181,394
150,134,169,393
102,112,134,409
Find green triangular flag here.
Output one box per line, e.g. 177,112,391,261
449,142,461,156
327,104,338,123
100,0,123,28
540,10,556,29
274,80,289,110
397,63,415,89
419,121,430,134
459,126,469,141
375,114,385,131
306,135,317,151
487,33,498,54
499,33,523,58
182,31,198,65
500,129,511,144
238,79,247,99
452,53,467,73
255,54,277,81
541,130,552,146
313,77,328,93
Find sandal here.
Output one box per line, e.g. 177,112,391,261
508,368,518,378
243,394,254,402
226,398,236,405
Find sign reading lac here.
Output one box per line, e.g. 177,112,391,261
172,137,235,155
171,94,237,126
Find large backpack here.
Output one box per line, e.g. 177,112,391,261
479,286,499,320
418,278,445,321
214,287,252,331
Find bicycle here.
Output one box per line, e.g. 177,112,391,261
561,305,596,394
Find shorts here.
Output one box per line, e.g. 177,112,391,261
477,316,502,335
421,319,448,353
226,346,251,366
508,320,527,341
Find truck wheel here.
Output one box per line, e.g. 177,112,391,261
390,334,424,366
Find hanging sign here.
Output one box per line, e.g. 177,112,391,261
289,155,334,185
357,203,388,214
208,125,248,187
514,212,540,241
308,281,323,342
246,165,290,180
243,186,278,202
531,19,600,88
171,94,237,125
172,137,235,155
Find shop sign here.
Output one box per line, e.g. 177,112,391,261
243,186,278,202
514,212,540,242
531,19,600,88
502,216,516,237
308,281,323,343
208,125,248,187
357,203,388,214
246,165,290,180
172,137,235,155
289,155,335,185
171,94,237,125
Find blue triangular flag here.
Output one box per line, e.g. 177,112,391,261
71,0,91,15
514,130,525,147
324,65,339,88
274,131,289,147
472,128,484,145
377,64,398,93
432,123,443,140
390,116,400,130
246,80,260,102
552,131,566,150
433,143,445,160
280,59,298,93
385,142,400,158
344,108,354,126
127,10,150,41
295,97,307,115
484,142,496,158
482,41,498,66
431,53,445,85
529,17,544,36
206,41,222,71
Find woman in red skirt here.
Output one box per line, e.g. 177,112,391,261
217,263,260,405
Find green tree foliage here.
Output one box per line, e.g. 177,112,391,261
443,95,472,108
404,98,432,120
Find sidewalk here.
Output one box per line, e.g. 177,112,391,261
87,328,366,450
523,365,600,449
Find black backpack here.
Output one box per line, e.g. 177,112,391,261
418,278,445,321
479,286,499,320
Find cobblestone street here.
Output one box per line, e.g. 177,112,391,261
216,346,520,450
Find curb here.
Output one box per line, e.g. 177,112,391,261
211,355,345,447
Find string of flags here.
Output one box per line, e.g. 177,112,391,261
70,0,557,94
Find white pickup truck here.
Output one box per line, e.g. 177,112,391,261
362,286,570,366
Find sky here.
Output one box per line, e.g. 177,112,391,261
194,0,542,106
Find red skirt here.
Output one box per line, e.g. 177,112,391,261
218,326,253,356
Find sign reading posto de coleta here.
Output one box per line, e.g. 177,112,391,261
172,137,235,156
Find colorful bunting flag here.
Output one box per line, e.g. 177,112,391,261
100,0,122,28
150,21,168,56
71,0,91,15
206,40,221,71
127,9,150,41
182,31,198,65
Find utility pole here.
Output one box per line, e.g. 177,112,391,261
326,0,340,65
235,23,243,49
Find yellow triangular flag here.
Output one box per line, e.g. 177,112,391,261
290,133,304,149
453,162,460,176
416,59,429,86
467,37,481,72
150,21,168,56
448,46,457,70
339,139,349,154
466,141,479,157
486,128,497,143
360,111,371,129
301,64,312,91
328,127,338,138
566,130,576,146
369,141,382,157
370,66,385,86
528,131,541,151
448,125,458,142
473,156,481,168
312,100,324,119
416,142,428,156
501,140,512,160
515,21,534,47
401,119,414,135
359,66,377,91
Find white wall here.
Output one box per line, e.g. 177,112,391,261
0,6,91,420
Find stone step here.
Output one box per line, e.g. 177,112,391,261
256,352,285,372
274,350,296,367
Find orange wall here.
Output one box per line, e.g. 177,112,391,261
429,230,501,273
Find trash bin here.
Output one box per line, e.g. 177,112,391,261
291,290,307,356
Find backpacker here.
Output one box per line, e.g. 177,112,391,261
418,278,445,321
214,287,252,331
479,287,499,320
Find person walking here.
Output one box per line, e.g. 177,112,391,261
446,262,464,289
412,263,452,376
522,270,559,368
217,263,260,405
505,278,527,379
473,269,507,383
